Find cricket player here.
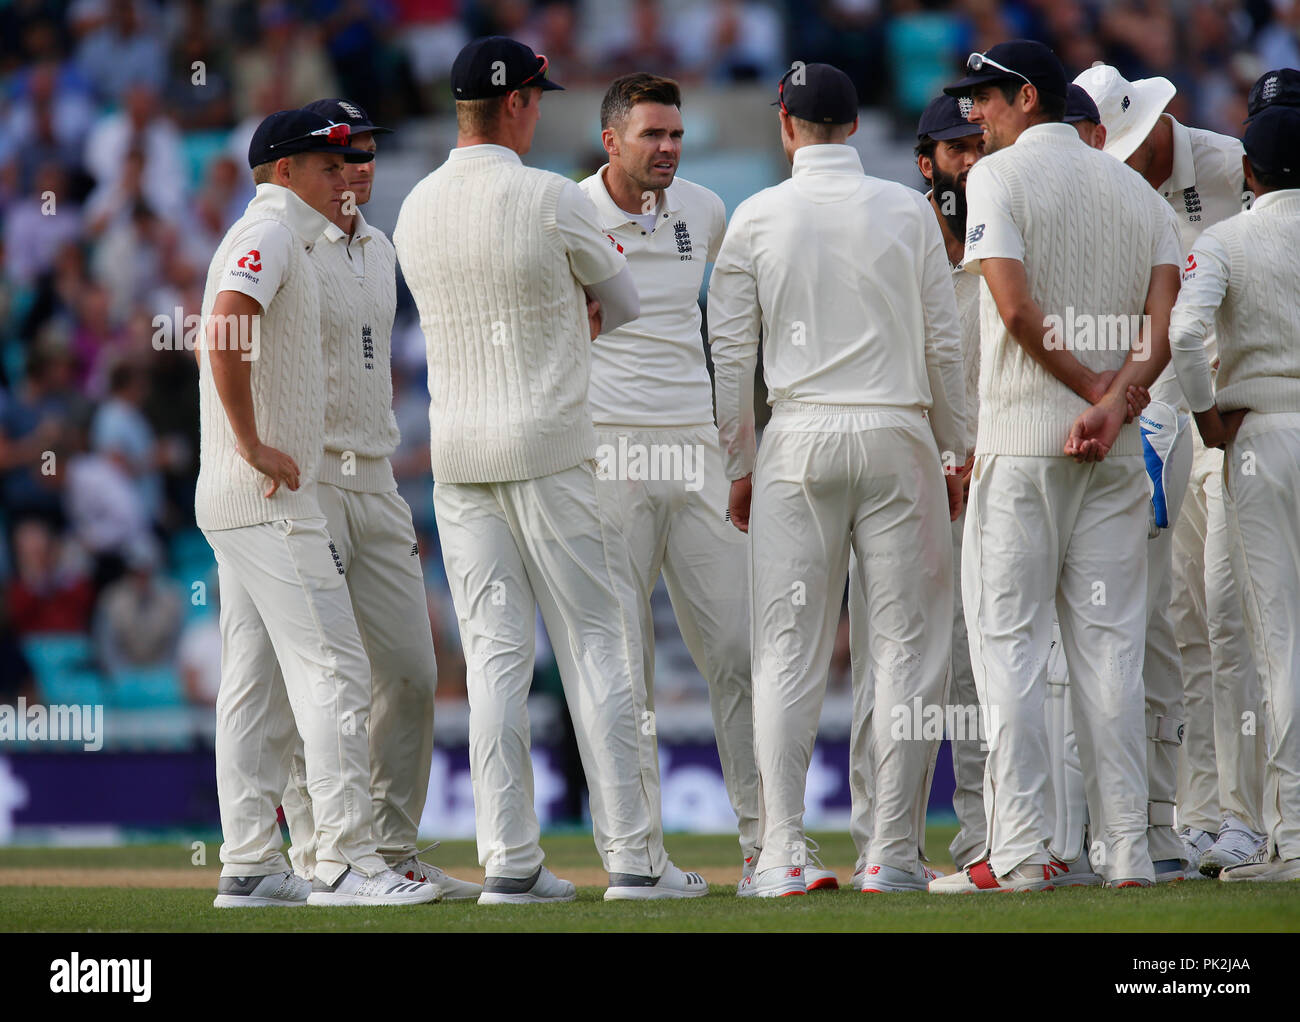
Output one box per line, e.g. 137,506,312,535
1168,102,1300,883
393,37,706,903
930,41,1182,892
846,92,985,890
1077,64,1263,877
201,109,436,907
253,97,478,900
576,73,771,893
710,62,967,897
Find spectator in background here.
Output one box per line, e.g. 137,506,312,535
0,602,38,707
190,155,250,257
68,283,128,396
178,580,221,706
230,4,339,120
605,0,679,75
164,1,233,133
91,360,170,524
93,536,181,675
674,0,784,83
82,81,186,223
4,163,83,289
0,342,79,526
886,0,972,125
63,418,151,590
6,518,95,636
3,59,95,194
392,0,468,95
73,0,166,103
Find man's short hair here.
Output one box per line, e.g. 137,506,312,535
915,136,938,172
789,114,853,143
990,78,1064,122
1250,162,1300,191
456,86,536,136
600,72,682,132
251,160,277,185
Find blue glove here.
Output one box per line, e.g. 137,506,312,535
1139,401,1180,529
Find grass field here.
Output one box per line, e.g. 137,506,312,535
4,826,1300,932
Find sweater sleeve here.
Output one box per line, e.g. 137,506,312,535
1169,229,1230,413
916,197,967,466
707,203,761,480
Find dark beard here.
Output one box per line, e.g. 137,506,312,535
931,168,968,241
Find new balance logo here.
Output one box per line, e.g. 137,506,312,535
785,867,802,879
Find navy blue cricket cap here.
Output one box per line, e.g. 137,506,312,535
1243,104,1300,175
302,98,392,136
917,94,982,140
451,36,564,100
1245,68,1300,123
944,40,1068,102
1064,83,1101,124
773,62,858,124
248,109,375,168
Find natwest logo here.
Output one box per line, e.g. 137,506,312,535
237,249,262,273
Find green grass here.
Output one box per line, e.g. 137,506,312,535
2,830,1298,932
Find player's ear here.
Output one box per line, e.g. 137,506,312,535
848,115,859,139
601,127,618,158
917,153,932,182
1095,123,1107,151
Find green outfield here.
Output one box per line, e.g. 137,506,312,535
3,828,1298,932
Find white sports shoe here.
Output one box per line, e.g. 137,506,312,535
478,865,576,905
1047,856,1104,887
391,843,483,901
1220,851,1300,883
859,862,944,893
737,855,757,897
307,867,439,906
1199,816,1267,878
1180,827,1216,876
605,861,709,901
928,859,1060,893
751,864,807,898
213,869,311,908
802,837,839,891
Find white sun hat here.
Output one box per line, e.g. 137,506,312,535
1073,64,1176,163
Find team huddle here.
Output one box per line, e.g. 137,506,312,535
195,33,1300,907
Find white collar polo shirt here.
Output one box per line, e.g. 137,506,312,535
579,164,727,427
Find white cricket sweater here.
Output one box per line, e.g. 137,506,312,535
1171,189,1300,414
393,144,624,483
312,211,401,493
962,123,1182,458
195,184,329,531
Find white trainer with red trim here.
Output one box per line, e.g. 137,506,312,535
928,859,1061,893
803,837,839,891
751,864,808,898
859,862,944,892
1047,856,1104,887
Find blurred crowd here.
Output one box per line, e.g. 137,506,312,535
0,0,1295,721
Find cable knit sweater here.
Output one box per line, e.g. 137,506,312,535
962,123,1182,458
195,184,328,530
393,145,613,483
313,212,401,493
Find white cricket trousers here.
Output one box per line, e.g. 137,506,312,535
594,424,761,861
1174,435,1265,835
848,511,985,871
1224,415,1300,860
279,484,438,875
206,514,386,884
433,461,668,879
751,406,952,875
965,454,1152,881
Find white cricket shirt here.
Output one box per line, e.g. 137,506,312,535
579,166,727,427
708,143,966,480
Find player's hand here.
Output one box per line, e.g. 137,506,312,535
1220,408,1248,446
239,441,300,496
1197,406,1248,449
587,296,603,341
1085,369,1119,406
945,472,964,522
958,453,975,499
728,474,753,533
1124,384,1150,423
1064,392,1125,463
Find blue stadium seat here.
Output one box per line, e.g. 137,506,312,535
38,668,107,709
21,633,95,674
108,666,186,709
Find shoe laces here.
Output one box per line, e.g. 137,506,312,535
803,836,827,871
403,842,447,881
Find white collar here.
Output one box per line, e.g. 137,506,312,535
587,164,684,231
447,143,523,165
321,209,375,245
249,183,331,245
1249,188,1300,214
790,143,864,177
